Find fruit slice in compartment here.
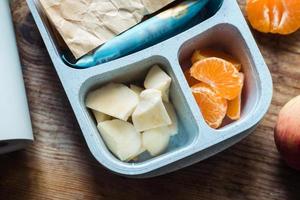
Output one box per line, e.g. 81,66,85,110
191,49,242,71
80,55,199,162
178,24,260,128
191,82,228,129
190,57,243,101
226,73,244,120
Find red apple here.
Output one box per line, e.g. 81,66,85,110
274,95,300,170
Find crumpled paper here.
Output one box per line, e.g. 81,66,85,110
39,0,175,58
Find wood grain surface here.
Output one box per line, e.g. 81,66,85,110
1,0,300,199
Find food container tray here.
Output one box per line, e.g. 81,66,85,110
26,0,273,178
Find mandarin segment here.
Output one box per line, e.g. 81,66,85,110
191,50,242,71
191,83,227,129
190,57,243,100
191,50,207,64
227,73,244,120
246,0,300,34
184,69,199,86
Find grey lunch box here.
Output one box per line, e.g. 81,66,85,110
26,0,273,178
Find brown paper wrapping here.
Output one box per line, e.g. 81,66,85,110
39,0,175,58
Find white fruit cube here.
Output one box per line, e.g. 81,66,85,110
164,102,178,136
86,83,139,121
130,84,143,96
126,146,146,162
162,88,170,103
132,89,171,132
92,110,112,123
142,127,171,156
144,65,172,102
97,119,142,161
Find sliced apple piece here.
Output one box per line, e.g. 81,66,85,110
144,65,172,102
130,84,143,96
164,102,178,136
92,110,112,123
142,127,171,156
126,146,146,162
97,119,142,161
132,89,171,132
162,87,170,103
86,83,139,121
140,88,161,99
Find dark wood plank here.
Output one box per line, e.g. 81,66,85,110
0,0,300,199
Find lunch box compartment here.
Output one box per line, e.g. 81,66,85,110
178,23,260,128
79,55,199,162
29,0,224,68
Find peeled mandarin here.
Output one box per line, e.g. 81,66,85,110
184,68,199,86
191,83,227,129
190,57,243,100
191,50,242,71
246,0,300,34
227,73,244,120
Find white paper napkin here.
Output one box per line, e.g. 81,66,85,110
0,0,34,154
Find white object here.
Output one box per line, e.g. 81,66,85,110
142,128,171,156
144,65,172,102
97,119,142,161
130,84,143,96
92,110,111,123
164,102,178,136
86,83,139,121
0,0,34,154
126,146,146,162
132,89,171,132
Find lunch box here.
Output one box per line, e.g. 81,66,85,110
27,0,273,178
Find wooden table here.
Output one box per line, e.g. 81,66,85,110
1,0,300,199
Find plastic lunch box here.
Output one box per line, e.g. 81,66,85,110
27,0,273,178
